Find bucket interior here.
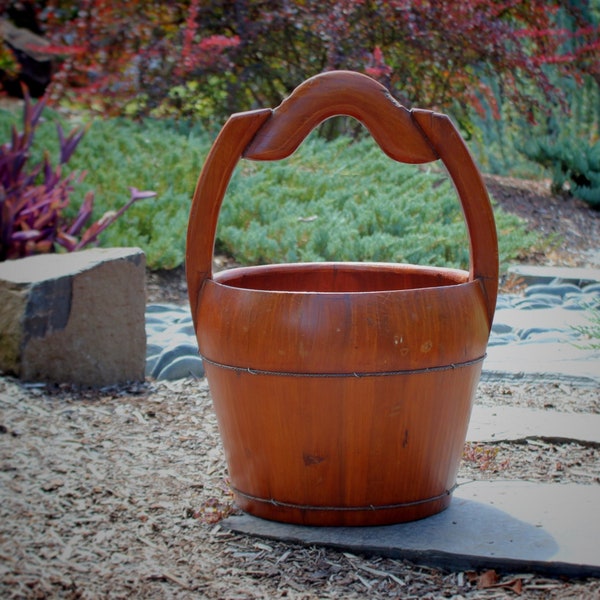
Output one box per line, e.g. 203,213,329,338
214,262,469,293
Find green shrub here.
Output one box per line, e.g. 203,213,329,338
0,109,540,271
469,72,600,207
518,74,600,207
521,136,600,207
465,78,547,180
218,132,538,271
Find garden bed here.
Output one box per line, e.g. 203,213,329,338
2,174,599,598
1,376,599,598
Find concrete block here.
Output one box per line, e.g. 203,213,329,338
0,247,146,386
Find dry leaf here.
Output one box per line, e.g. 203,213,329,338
477,569,499,589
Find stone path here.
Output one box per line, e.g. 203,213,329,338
467,405,600,445
143,265,599,577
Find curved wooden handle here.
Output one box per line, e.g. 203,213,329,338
411,109,498,323
186,108,272,328
244,71,438,164
186,71,498,327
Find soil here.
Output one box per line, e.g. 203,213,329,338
2,175,600,599
483,174,600,268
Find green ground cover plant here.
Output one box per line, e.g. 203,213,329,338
0,108,539,271
218,129,538,271
68,118,212,269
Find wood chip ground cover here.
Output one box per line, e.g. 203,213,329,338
1,376,599,599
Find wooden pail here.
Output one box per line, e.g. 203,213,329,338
186,71,498,526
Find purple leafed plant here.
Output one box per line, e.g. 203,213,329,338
0,88,156,261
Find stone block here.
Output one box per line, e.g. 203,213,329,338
0,247,146,386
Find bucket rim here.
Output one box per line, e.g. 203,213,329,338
211,260,472,296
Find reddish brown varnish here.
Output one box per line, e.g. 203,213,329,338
186,71,498,526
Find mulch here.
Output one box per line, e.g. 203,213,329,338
2,376,600,599
1,174,599,598
483,174,600,267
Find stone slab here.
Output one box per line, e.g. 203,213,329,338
0,247,146,386
493,306,594,333
508,265,600,286
223,481,600,577
468,405,600,445
483,342,600,384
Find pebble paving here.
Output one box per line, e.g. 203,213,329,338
146,278,600,381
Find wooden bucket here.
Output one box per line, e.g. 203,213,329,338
186,71,498,526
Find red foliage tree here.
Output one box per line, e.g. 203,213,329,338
195,0,599,124
28,0,240,115
5,0,597,125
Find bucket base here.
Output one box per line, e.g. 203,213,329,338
232,487,455,527
205,362,482,527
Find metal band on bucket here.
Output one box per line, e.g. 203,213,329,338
232,484,458,512
201,354,486,378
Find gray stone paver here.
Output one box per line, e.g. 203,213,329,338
222,402,600,578
223,481,600,577
468,405,600,445
484,342,600,383
508,264,600,286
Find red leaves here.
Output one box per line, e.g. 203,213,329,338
189,478,235,524
462,443,510,472
27,0,600,126
178,0,200,76
23,42,87,57
197,35,241,53
39,1,242,115
180,34,241,75
365,47,392,82
192,496,235,524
